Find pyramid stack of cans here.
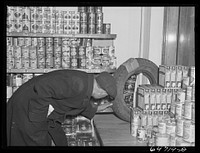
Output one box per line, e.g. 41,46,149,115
131,65,195,146
7,6,111,35
61,116,98,146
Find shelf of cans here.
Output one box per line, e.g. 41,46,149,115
61,115,100,146
129,65,195,146
6,36,117,72
7,6,113,35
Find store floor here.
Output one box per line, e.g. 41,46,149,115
94,113,147,146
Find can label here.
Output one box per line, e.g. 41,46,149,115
137,127,146,142
96,23,103,34
176,118,184,137
21,58,30,68
78,46,86,57
103,23,111,34
170,66,176,88
37,37,45,46
183,120,195,142
88,23,95,34
7,86,13,99
175,102,184,118
14,46,22,58
30,59,37,69
182,77,190,89
177,89,186,103
88,12,95,24
184,101,194,120
14,58,22,69
186,86,192,101
80,22,87,34
80,12,87,22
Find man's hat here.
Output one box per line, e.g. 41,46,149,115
96,71,117,99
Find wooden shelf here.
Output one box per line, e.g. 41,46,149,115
7,32,117,39
7,68,116,74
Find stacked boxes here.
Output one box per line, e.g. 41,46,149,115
61,116,98,146
131,65,195,146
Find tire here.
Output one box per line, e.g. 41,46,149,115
112,58,159,122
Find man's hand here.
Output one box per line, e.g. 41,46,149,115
97,102,113,112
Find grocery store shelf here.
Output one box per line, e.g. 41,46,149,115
7,32,117,39
6,68,116,74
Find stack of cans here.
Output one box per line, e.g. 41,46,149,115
45,38,54,68
30,38,38,69
54,37,62,68
37,37,45,68
62,38,71,69
55,10,64,34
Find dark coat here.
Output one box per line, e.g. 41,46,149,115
7,69,97,146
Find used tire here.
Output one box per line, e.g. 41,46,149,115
112,58,159,122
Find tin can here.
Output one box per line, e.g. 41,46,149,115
124,91,134,107
80,12,87,22
21,46,29,58
70,58,78,69
165,66,171,88
182,77,190,89
147,112,153,127
140,111,147,127
152,111,159,126
29,46,37,59
93,46,102,55
186,86,192,101
31,38,37,46
46,37,53,46
70,45,78,57
103,23,111,34
170,66,176,88
21,58,30,68
7,86,13,99
166,122,176,136
176,66,182,88
158,120,166,134
30,59,37,69
7,46,14,58
22,20,30,34
87,7,95,13
45,56,54,68
7,37,13,46
80,22,87,34
176,117,184,137
184,101,194,120
96,23,103,34
14,58,22,69
183,120,195,142
177,89,186,103
37,37,45,46
189,66,195,86
88,12,96,24
137,127,146,143
24,37,31,46
155,133,170,146
13,74,23,87
191,86,195,101
88,23,95,34
78,58,86,69
182,66,189,77
7,58,15,69
130,108,140,137
14,46,22,58
175,102,184,118
96,13,103,24
62,58,70,69
78,46,86,57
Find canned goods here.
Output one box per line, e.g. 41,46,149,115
87,7,95,13
152,111,159,126
158,120,166,134
192,102,195,122
78,58,86,69
183,120,195,142
169,135,176,146
45,56,54,68
80,22,87,34
191,86,195,101
88,23,95,34
95,13,103,24
14,58,22,69
182,77,190,89
177,89,186,102
78,46,86,57
21,46,29,58
140,112,147,127
96,23,103,34
130,109,140,137
166,122,176,136
186,86,192,101
176,66,182,88
176,117,184,137
80,12,88,22
30,59,37,69
155,133,170,146
88,12,96,23
13,74,23,87
21,58,30,68
184,101,194,120
93,46,102,55
31,38,38,46
70,46,78,57
176,102,184,118
103,23,111,34
24,37,31,46
137,127,146,143
14,46,22,58
189,66,195,86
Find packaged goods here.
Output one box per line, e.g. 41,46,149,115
182,66,189,78
80,22,87,34
13,7,23,21
175,102,184,118
182,77,190,89
80,12,87,22
189,66,195,86
78,7,87,13
62,57,70,69
191,85,195,101
158,120,166,134
183,120,195,142
103,23,111,34
177,89,186,103
176,65,182,88
160,89,167,110
170,66,176,88
186,86,192,101
96,23,103,34
7,46,14,58
7,37,13,46
7,58,15,69
14,46,22,58
184,101,194,120
159,65,171,88
130,108,140,137
147,111,153,127
176,117,184,137
12,74,23,87
137,126,146,143
166,122,176,136
21,58,30,68
88,23,96,34
152,111,159,126
21,46,29,58
24,37,32,46
14,58,22,69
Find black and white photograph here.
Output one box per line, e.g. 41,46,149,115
3,2,196,151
